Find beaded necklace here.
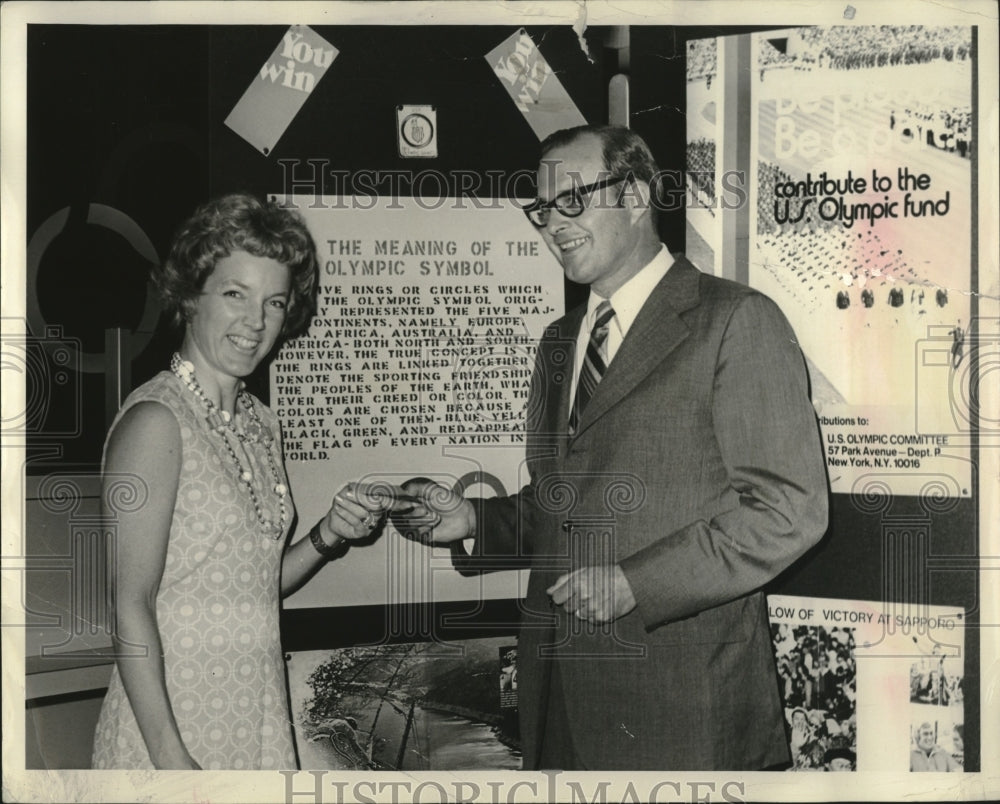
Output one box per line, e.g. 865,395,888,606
170,352,288,539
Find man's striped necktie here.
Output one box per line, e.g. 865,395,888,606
569,300,616,433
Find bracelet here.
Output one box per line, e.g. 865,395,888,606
466,499,477,541
309,521,347,560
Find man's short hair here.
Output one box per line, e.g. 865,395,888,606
539,124,660,186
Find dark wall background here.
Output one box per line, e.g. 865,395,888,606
25,23,980,769
26,24,616,468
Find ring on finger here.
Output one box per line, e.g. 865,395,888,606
363,511,379,529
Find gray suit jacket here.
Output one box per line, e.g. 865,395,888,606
473,254,829,769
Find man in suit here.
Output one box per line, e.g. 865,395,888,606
394,125,828,770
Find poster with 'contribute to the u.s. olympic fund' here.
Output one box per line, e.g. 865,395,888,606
686,26,987,497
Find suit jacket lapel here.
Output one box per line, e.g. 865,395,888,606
571,254,702,439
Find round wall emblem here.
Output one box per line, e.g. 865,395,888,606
400,113,434,149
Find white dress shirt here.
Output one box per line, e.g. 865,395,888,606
570,246,674,413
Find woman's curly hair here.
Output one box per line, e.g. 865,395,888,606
155,192,319,340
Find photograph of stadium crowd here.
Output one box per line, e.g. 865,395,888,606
772,624,857,771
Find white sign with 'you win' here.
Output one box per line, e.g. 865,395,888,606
225,26,338,156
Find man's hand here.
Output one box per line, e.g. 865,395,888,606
388,477,475,545
546,564,637,623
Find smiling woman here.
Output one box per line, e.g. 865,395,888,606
90,193,409,770
183,251,292,385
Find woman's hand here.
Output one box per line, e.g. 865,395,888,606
315,482,400,549
284,481,421,595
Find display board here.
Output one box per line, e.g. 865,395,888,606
768,594,965,772
273,195,557,608
686,25,979,497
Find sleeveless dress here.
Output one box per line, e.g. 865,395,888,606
91,371,298,770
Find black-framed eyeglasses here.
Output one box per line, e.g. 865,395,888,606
523,176,628,228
